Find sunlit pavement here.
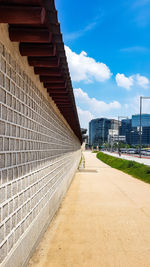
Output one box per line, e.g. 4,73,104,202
28,151,150,267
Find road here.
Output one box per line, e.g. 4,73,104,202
28,151,150,267
103,151,150,166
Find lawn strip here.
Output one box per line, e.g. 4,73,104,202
97,152,150,184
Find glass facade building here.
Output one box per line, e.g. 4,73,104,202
89,114,150,147
142,127,150,145
131,114,150,145
119,115,150,146
131,127,150,146
132,114,150,127
120,119,132,145
89,118,111,147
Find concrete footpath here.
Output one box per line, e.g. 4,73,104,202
28,151,150,267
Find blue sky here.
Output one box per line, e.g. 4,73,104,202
55,0,150,129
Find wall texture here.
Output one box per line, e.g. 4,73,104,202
0,25,81,267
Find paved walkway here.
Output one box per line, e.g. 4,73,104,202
103,151,150,166
28,151,150,267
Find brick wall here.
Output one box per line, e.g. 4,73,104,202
0,37,81,266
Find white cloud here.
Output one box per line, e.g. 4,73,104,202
124,95,150,115
64,21,97,41
65,46,112,83
77,106,94,129
124,104,129,109
120,46,149,53
64,12,103,41
134,74,149,88
74,88,121,114
116,73,133,90
116,73,149,89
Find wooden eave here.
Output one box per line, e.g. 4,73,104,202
0,0,82,143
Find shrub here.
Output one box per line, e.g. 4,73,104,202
96,152,150,184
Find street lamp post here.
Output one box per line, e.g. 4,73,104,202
118,116,128,156
139,96,150,158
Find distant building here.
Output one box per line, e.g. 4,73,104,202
131,127,150,146
120,119,132,145
132,114,150,127
142,127,150,146
108,129,126,147
131,114,150,146
89,118,111,146
111,119,120,130
81,128,88,144
89,114,150,147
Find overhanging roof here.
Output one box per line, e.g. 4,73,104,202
0,0,82,143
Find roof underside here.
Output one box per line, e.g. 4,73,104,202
0,0,82,143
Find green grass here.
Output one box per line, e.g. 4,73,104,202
96,152,150,184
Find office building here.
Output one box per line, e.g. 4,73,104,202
90,114,150,147
132,114,150,127
131,127,150,146
108,129,126,146
89,118,111,146
120,119,132,145
131,114,150,145
111,119,120,130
